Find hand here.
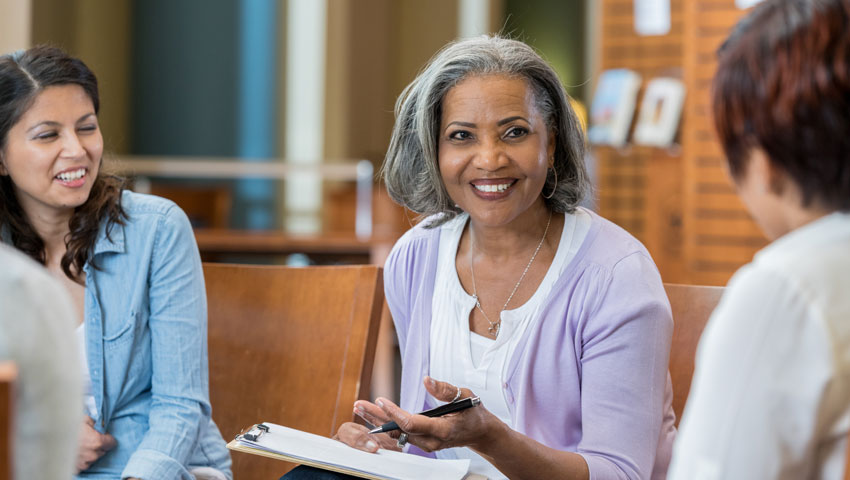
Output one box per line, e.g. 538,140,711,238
374,376,498,453
76,416,117,473
333,400,402,453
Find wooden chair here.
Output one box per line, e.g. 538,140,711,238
204,264,384,479
0,362,17,480
664,283,724,426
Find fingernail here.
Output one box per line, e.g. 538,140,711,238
376,399,384,408
356,405,365,413
428,377,436,387
366,441,377,450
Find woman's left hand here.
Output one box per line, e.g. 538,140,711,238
374,376,500,453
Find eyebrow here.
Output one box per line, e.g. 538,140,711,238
497,116,529,126
26,113,96,133
444,116,531,132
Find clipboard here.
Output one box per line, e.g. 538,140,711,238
229,422,470,480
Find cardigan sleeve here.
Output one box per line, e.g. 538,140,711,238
576,251,673,480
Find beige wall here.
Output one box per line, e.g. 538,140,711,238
0,0,32,54
31,0,132,154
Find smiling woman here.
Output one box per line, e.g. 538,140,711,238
0,46,232,480
284,36,676,480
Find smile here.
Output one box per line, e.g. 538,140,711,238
55,168,86,182
473,183,513,193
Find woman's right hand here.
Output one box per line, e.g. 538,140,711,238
76,416,117,472
333,400,403,453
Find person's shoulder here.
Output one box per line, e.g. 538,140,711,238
0,244,50,287
121,190,181,219
388,213,446,254
578,209,653,267
0,245,68,313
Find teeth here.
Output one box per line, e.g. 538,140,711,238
57,168,86,182
473,183,511,193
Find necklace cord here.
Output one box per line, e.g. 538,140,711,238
470,211,553,337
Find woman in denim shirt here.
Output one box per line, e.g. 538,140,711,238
0,46,232,479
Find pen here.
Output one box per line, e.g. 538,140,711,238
367,396,481,434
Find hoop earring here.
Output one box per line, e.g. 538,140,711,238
543,167,558,199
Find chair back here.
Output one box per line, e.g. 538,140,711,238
204,263,383,479
0,362,17,480
664,283,724,426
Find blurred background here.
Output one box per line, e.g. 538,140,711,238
0,0,766,398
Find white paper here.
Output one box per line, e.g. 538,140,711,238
635,0,671,36
235,423,470,480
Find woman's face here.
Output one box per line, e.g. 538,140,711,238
0,84,102,219
438,74,555,228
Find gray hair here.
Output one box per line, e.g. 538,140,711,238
382,35,590,227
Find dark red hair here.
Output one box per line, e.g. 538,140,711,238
713,0,850,210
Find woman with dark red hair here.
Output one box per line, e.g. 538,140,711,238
669,1,850,478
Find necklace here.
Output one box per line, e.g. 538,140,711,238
470,211,553,338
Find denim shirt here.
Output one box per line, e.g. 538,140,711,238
78,191,231,479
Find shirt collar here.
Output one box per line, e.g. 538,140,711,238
92,219,126,255
755,211,850,265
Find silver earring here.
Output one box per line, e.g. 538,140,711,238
543,166,558,199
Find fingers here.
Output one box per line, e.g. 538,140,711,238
76,420,117,473
334,422,382,453
353,400,391,428
375,397,453,442
101,433,117,452
424,376,469,403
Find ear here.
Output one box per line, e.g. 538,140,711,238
749,148,787,196
0,152,6,176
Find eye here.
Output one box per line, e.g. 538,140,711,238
448,130,473,141
34,131,58,141
77,124,98,134
504,126,529,138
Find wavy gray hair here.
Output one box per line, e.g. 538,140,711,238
382,35,590,228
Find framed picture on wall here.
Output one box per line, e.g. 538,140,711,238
633,77,686,148
588,69,642,148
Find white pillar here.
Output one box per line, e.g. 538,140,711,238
284,0,327,234
0,0,32,54
458,0,490,38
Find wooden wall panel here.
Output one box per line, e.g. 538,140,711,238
596,0,686,282
682,0,767,286
596,0,766,286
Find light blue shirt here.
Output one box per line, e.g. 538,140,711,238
78,191,231,479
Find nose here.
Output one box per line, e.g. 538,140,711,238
472,137,507,172
60,132,85,158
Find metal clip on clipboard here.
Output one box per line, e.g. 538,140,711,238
240,423,269,442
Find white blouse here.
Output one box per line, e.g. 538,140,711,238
429,209,591,478
76,323,98,419
669,212,850,479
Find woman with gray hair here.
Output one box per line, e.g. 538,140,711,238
285,35,675,480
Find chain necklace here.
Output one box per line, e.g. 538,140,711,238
470,211,553,338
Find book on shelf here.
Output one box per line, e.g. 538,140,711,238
633,77,686,148
588,69,642,148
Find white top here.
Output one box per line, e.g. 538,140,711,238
0,244,81,480
669,212,850,480
76,323,98,419
430,209,591,479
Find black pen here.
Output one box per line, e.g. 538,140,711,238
367,396,481,434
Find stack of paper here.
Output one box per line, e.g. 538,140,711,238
229,422,470,480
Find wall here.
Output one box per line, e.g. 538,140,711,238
31,0,132,154
594,0,762,285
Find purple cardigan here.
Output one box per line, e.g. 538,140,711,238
384,210,676,480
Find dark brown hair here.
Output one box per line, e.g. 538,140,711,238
713,0,850,211
0,45,126,282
